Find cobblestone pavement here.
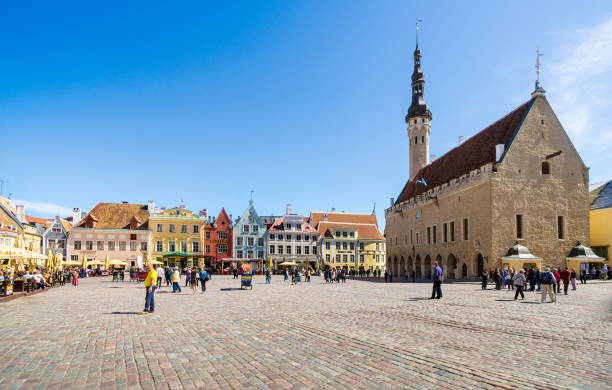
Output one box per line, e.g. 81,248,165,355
0,276,610,389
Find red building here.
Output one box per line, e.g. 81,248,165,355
203,208,233,270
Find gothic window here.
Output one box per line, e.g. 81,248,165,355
414,136,418,144
422,136,424,143
542,161,550,175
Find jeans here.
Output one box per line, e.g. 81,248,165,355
571,278,576,290
266,276,271,284
563,280,569,294
431,280,442,298
144,285,156,311
172,282,181,293
201,280,207,292
481,281,487,290
514,285,524,299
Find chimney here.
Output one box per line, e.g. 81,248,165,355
323,213,328,222
286,204,292,215
229,214,233,222
72,208,82,225
15,205,25,223
495,144,505,162
122,201,128,204
430,154,436,162
331,207,336,213
458,136,464,145
147,200,155,214
390,197,395,208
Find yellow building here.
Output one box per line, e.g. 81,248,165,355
590,180,612,264
150,207,206,268
310,212,386,273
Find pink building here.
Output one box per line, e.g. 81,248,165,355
67,202,152,268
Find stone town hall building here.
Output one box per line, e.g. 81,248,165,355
385,44,590,279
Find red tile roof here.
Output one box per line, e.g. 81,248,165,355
25,216,53,225
75,203,150,230
317,221,384,240
268,215,317,233
310,212,379,228
396,97,535,204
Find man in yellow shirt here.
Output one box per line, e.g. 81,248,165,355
140,263,157,314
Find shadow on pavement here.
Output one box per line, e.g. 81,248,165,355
406,297,433,301
220,288,243,291
104,311,141,315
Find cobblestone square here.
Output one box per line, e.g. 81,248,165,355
0,276,610,389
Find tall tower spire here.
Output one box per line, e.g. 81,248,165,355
406,22,432,181
531,49,546,97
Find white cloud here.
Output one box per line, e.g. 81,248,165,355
547,17,612,181
11,199,72,218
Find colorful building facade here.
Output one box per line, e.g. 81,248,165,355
310,212,386,272
266,205,319,269
233,200,266,260
590,180,612,263
68,202,152,267
150,206,206,268
203,208,233,268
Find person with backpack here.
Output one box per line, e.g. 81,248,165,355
512,269,526,300
199,268,208,293
540,267,556,303
265,268,271,284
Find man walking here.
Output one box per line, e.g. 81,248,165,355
171,267,181,293
560,267,571,295
156,264,163,288
430,261,443,299
512,269,526,300
553,268,562,294
540,267,556,303
140,263,157,314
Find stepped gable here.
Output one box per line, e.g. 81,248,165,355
396,97,535,204
75,202,150,230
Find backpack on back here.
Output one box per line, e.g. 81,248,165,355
541,272,551,284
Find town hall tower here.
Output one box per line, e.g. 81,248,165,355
406,44,432,181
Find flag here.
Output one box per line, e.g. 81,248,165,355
416,178,428,186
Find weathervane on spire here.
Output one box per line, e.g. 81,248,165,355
531,48,546,97
416,20,422,47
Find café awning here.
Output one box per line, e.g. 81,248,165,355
162,252,190,258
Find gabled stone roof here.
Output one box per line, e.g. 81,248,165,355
396,97,536,204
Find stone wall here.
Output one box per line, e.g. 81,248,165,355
491,96,590,268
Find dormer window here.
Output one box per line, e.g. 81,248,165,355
542,161,551,175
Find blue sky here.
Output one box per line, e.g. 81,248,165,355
2,1,612,227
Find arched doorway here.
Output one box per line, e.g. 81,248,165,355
400,256,405,275
415,255,422,278
387,256,392,273
476,253,484,276
424,255,432,278
408,256,413,274
462,263,468,278
393,256,398,276
447,254,457,279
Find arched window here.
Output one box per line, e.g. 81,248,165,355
414,136,418,144
421,136,424,143
542,161,550,175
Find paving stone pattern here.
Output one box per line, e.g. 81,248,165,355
0,276,610,389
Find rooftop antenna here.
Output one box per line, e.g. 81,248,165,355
416,19,422,47
249,190,254,205
372,202,376,215
0,179,7,196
